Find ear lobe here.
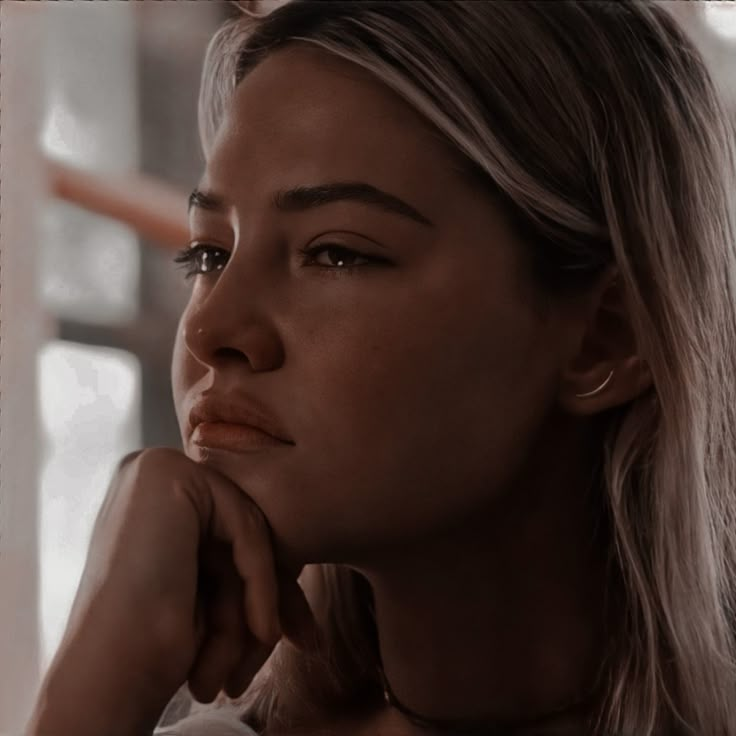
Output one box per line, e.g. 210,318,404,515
559,356,653,416
556,271,653,415
574,368,615,399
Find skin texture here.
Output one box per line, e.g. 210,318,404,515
171,44,652,734
25,446,322,736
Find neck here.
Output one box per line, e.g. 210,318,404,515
353,417,615,735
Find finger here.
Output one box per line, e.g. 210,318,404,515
193,475,283,647
240,538,282,646
188,630,239,704
222,633,274,699
188,554,248,703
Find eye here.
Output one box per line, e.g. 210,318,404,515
298,243,385,272
172,244,229,280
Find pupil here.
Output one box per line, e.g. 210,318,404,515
331,248,349,267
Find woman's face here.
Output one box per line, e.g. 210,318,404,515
171,44,576,570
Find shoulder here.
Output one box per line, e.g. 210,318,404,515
153,708,260,736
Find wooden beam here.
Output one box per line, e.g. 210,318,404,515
45,157,190,251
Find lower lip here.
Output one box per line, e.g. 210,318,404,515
191,422,291,452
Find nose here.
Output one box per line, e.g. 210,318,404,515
180,259,285,373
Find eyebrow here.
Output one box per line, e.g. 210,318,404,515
188,181,435,228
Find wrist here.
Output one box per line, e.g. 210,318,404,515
27,679,156,736
26,626,175,736
27,663,169,736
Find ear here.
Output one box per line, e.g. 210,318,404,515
557,268,653,416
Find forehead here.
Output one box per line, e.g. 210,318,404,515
198,43,542,324
203,43,467,204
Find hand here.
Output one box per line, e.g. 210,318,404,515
27,447,319,736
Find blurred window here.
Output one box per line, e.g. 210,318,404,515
38,342,141,670
40,1,140,325
704,1,736,41
36,0,142,674
3,2,243,731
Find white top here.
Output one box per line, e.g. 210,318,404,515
153,708,259,736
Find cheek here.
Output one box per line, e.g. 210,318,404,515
170,321,196,434
314,283,539,446
288,302,547,543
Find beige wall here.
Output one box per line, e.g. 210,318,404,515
0,3,53,732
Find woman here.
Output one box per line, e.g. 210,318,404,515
26,1,736,735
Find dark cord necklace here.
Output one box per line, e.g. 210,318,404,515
378,666,599,736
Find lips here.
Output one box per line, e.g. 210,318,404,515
191,421,288,453
188,392,294,447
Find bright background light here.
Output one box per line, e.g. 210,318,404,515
703,2,736,41
37,341,141,672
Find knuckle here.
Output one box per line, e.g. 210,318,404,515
134,446,186,472
105,447,204,526
116,448,146,473
115,447,191,490
228,506,271,558
231,531,270,579
243,502,270,536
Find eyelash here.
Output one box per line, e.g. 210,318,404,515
173,244,227,281
173,242,386,280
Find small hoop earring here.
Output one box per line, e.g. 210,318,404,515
575,369,614,399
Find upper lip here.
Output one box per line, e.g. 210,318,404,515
188,392,294,444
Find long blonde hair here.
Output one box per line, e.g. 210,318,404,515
194,2,736,734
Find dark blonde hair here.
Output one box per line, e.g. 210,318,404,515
194,2,736,734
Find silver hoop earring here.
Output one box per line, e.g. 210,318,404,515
575,369,614,399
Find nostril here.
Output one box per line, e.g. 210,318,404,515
215,347,247,360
